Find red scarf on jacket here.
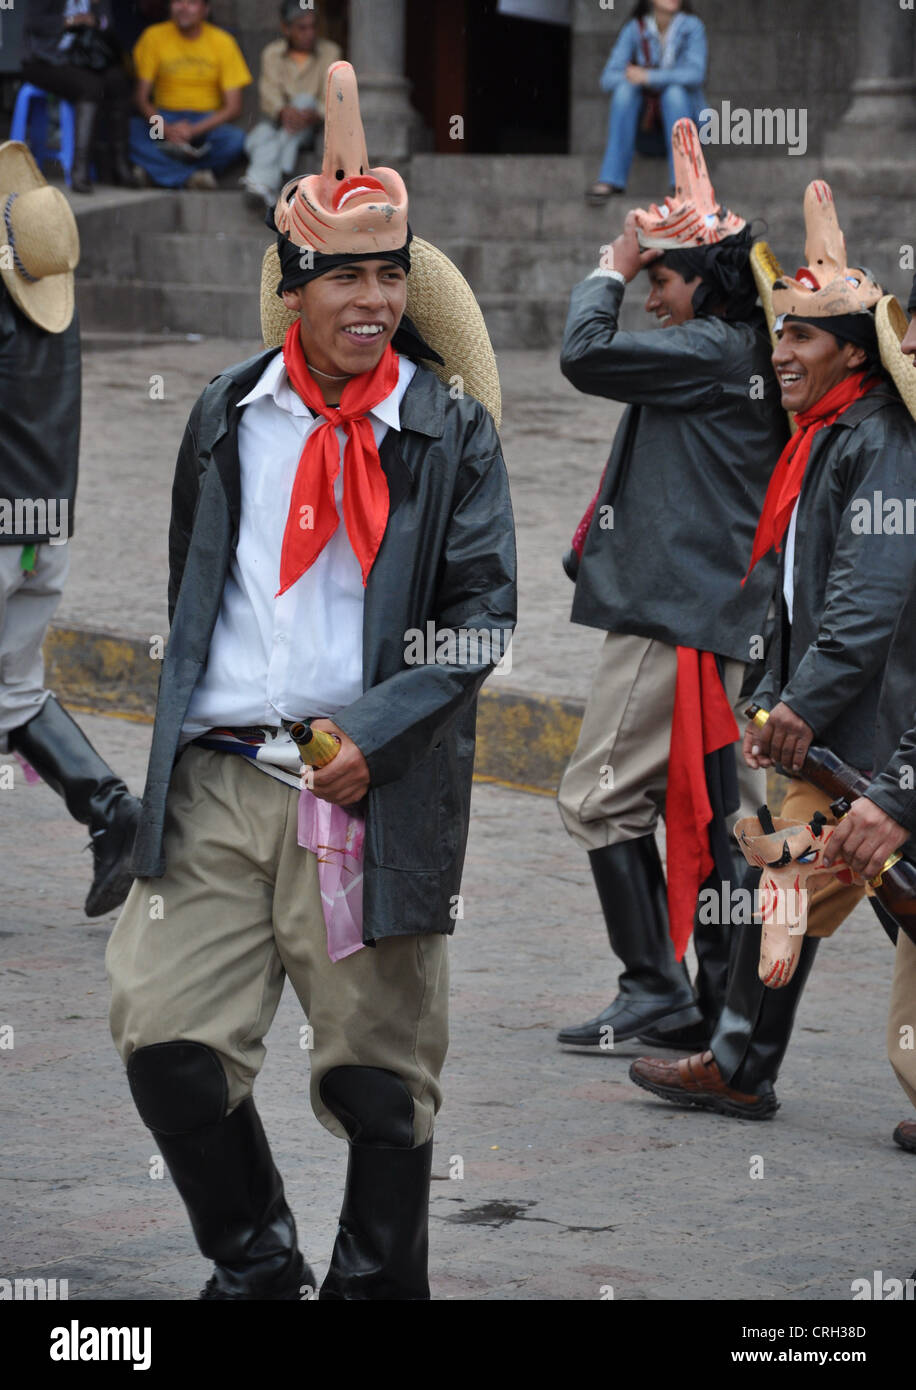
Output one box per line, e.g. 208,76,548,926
276,323,400,597
743,369,879,583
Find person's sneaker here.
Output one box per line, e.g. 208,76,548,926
629,1050,779,1119
131,164,152,187
893,1120,916,1153
84,794,142,917
187,169,218,191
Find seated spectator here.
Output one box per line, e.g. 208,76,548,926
129,0,251,189
21,0,137,195
587,0,706,205
241,2,341,209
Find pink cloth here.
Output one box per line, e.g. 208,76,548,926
13,752,41,784
297,789,365,962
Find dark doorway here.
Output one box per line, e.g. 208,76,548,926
405,0,570,155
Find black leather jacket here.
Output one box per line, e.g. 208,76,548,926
0,286,80,543
752,388,916,771
561,274,787,660
130,349,517,944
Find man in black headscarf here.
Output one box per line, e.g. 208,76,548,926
555,119,786,1055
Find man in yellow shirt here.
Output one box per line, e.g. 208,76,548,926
129,0,252,189
243,3,341,208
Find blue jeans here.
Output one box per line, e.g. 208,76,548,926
597,82,695,189
129,108,246,188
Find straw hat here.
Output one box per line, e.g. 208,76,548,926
260,237,502,429
0,141,79,333
876,293,916,423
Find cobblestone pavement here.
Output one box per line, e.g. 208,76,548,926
64,340,617,700
2,712,912,1303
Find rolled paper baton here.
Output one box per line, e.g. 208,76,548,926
289,720,341,769
744,704,902,884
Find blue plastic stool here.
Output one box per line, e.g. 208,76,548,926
10,84,78,187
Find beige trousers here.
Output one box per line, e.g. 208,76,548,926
557,632,757,850
106,745,449,1144
887,926,916,1109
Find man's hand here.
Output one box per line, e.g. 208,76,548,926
626,63,650,85
600,209,660,283
279,105,309,133
822,796,910,879
742,701,814,773
164,120,195,144
307,718,370,806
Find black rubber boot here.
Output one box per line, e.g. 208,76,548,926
319,1066,432,1301
127,1042,311,1300
557,836,702,1047
8,694,141,917
70,101,97,193
710,915,821,1098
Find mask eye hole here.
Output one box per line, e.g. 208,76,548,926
797,849,819,864
335,169,345,181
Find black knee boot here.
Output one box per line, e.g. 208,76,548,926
8,694,141,917
711,915,821,1099
319,1066,432,1301
557,837,701,1046
127,1041,311,1300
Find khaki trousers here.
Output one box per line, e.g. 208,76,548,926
0,542,69,751
887,926,916,1109
558,632,757,850
106,745,449,1145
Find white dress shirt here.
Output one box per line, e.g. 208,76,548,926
782,496,800,626
182,350,417,739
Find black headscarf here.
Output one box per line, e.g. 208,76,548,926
658,224,758,322
267,207,443,365
780,310,879,361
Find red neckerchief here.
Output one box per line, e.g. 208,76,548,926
743,369,879,583
277,322,400,597
666,650,739,961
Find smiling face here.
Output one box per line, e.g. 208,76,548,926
771,320,867,413
644,263,701,326
282,259,407,383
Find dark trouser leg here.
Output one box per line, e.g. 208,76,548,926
319,1066,432,1301
557,836,701,1046
8,693,140,916
127,1041,310,1300
711,915,821,1095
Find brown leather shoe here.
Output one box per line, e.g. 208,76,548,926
629,1050,779,1119
893,1120,916,1153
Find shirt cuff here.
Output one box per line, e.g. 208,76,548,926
588,267,626,285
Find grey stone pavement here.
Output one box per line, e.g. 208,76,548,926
1,342,914,1304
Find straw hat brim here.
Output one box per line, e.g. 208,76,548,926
876,293,916,424
260,237,501,429
0,141,76,334
750,239,795,434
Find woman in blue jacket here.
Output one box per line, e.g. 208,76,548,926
588,0,707,204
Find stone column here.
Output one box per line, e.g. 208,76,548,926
347,0,419,162
824,0,916,160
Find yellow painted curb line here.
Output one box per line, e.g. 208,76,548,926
44,624,585,796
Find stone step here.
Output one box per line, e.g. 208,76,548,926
75,279,261,340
